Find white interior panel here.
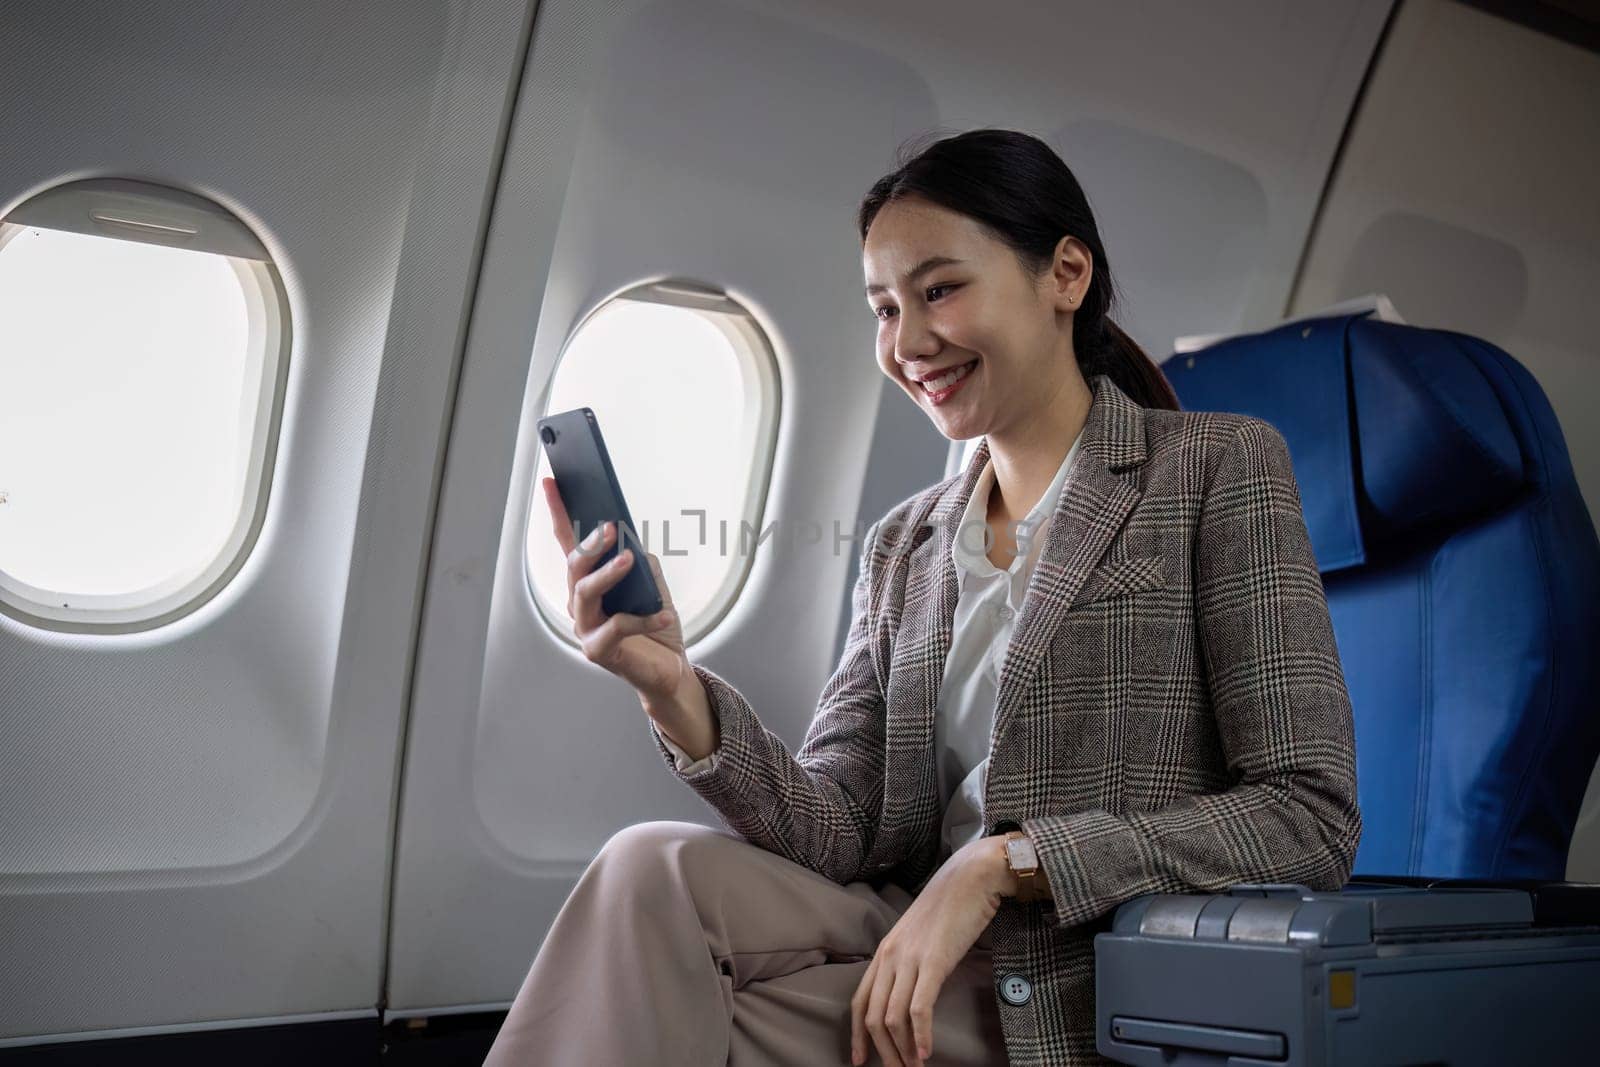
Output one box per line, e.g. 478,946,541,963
386,0,1393,1012
1284,0,1600,883
0,0,533,1039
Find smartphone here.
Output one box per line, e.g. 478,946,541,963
537,407,664,619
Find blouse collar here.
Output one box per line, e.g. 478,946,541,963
949,425,1085,581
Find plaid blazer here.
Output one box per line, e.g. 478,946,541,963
651,372,1363,1066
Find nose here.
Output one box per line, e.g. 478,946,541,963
893,304,941,369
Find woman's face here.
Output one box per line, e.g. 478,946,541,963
861,195,1087,442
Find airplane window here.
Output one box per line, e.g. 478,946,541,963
0,179,289,633
526,282,780,648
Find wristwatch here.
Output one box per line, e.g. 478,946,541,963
1003,830,1043,904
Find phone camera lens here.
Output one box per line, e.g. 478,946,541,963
539,426,556,445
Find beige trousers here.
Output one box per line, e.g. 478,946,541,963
483,820,1005,1066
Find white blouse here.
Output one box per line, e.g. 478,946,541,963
931,426,1083,866
656,427,1085,875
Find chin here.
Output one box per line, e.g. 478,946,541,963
932,414,985,441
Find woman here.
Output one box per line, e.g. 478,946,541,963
484,129,1361,1067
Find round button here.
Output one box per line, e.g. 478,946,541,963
995,604,1014,620
998,972,1032,1006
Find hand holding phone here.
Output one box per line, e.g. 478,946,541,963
538,408,686,703
541,477,688,700
538,409,662,616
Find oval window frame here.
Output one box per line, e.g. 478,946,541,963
524,279,782,649
0,178,291,634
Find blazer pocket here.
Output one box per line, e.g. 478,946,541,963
1075,554,1168,605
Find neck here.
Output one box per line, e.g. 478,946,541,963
984,371,1093,523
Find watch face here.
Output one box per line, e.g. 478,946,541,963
1005,836,1037,869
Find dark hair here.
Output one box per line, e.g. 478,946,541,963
858,128,1180,411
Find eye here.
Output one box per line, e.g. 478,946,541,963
872,304,897,321
927,283,957,301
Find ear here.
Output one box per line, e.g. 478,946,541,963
1046,234,1093,314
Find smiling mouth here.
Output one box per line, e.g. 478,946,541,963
917,359,978,395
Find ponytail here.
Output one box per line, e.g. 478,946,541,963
1076,317,1181,411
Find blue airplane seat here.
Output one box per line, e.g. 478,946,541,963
1162,310,1600,882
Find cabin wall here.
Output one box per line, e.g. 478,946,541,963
0,0,536,1039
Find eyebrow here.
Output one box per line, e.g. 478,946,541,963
864,255,964,297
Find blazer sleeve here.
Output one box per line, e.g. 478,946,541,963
1021,418,1364,929
648,519,891,885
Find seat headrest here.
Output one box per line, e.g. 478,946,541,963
1163,311,1527,572
1347,317,1523,541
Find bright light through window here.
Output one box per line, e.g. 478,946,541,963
0,179,287,631
525,289,780,646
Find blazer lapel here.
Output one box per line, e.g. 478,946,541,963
989,376,1149,751
877,446,987,857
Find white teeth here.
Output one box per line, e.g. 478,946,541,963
920,360,976,392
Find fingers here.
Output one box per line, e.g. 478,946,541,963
884,963,921,1066
864,957,910,1067
564,517,613,595
580,601,675,671
570,537,630,633
909,971,936,1063
542,477,576,555
565,520,615,620
851,953,934,1067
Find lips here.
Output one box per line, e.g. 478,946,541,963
917,359,978,405
916,359,978,391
